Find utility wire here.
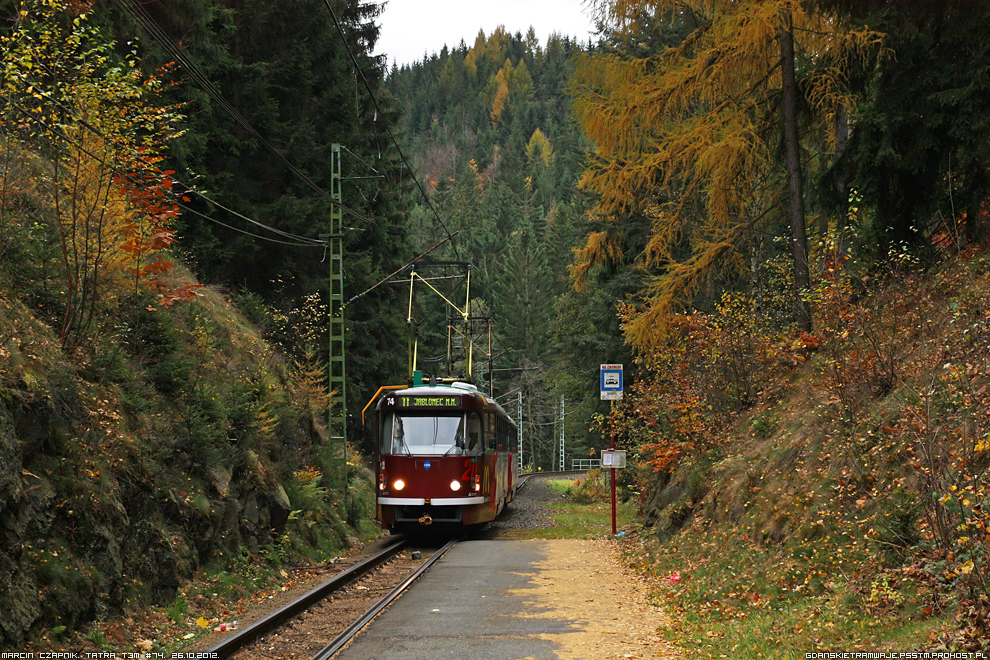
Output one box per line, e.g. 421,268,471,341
116,1,461,309
176,202,324,246
320,0,459,255
8,100,326,248
11,82,328,247
118,0,417,282
177,185,326,245
117,0,374,226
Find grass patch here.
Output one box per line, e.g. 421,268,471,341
520,477,638,539
164,598,189,626
545,479,573,496
185,555,281,605
539,500,637,538
628,526,951,658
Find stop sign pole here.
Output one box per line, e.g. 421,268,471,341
610,404,616,535
600,365,623,535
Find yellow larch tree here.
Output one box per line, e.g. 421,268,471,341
573,0,880,349
526,128,555,169
487,57,535,125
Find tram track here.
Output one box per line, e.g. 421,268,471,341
201,537,456,660
517,469,588,487
192,471,582,659
310,538,456,660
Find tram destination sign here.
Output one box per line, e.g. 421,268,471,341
399,395,461,408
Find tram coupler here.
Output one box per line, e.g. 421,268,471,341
418,514,433,525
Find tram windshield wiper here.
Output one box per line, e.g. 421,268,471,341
393,417,412,455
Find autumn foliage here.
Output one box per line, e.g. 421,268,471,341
1,0,197,349
606,292,789,473
614,238,990,648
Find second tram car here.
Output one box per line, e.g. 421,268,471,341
375,380,518,530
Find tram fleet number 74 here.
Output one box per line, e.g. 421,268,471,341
375,381,518,530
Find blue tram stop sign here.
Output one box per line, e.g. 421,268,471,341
600,364,623,400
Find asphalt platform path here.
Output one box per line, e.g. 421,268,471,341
333,539,570,660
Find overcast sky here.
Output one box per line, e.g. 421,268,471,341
374,0,599,67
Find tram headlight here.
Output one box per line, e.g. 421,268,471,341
449,480,462,492
393,479,405,491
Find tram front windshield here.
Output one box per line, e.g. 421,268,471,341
381,413,481,456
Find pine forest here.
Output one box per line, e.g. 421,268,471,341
2,0,990,654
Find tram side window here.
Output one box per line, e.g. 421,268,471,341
380,413,394,454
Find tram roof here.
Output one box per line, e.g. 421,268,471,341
385,382,488,401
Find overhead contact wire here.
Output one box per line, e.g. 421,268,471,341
320,0,459,256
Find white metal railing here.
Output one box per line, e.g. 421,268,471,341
571,458,601,471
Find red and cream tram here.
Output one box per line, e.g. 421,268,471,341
374,380,518,530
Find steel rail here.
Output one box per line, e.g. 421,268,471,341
519,469,589,482
203,536,406,659
310,537,459,660
514,469,589,492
